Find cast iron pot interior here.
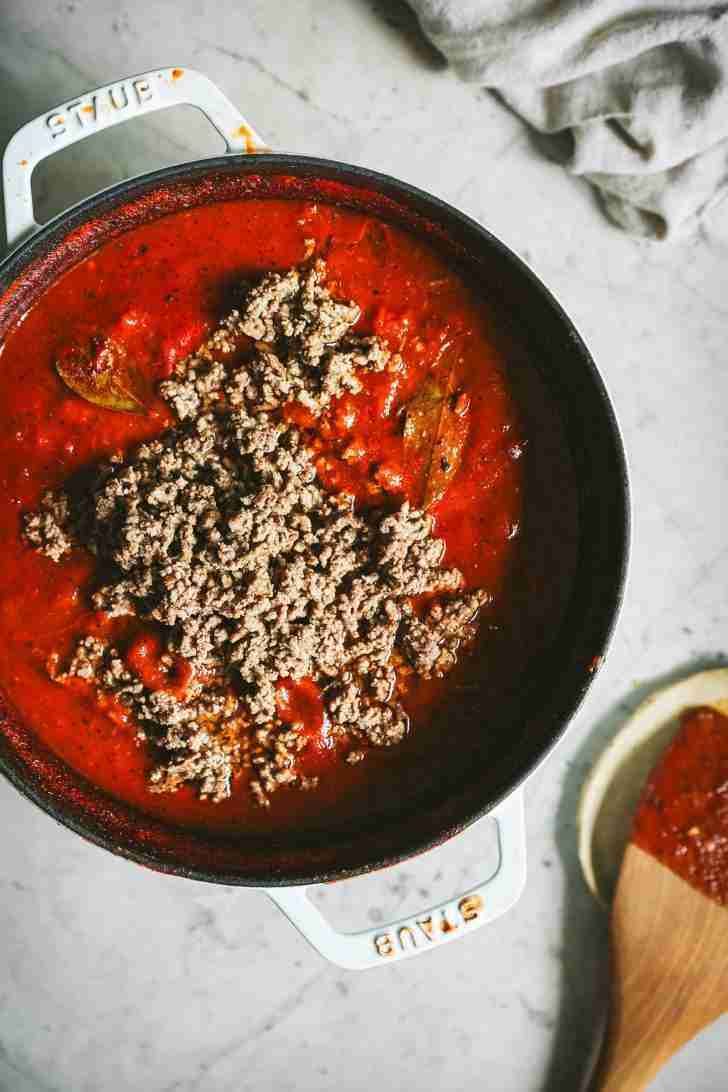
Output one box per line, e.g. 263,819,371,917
0,156,629,885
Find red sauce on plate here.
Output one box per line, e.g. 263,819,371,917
633,706,728,905
0,197,578,835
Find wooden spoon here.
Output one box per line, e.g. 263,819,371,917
589,687,728,1090
592,843,728,1090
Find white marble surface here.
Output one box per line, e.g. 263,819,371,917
1,2,728,1089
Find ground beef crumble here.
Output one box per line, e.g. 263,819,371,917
24,262,491,806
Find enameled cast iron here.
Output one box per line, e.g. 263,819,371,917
0,69,629,968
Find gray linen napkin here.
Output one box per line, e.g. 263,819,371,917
408,0,728,238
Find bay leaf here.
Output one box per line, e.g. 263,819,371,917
56,335,148,414
423,398,469,509
403,375,445,446
403,341,469,509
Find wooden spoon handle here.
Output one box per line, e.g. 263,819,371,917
591,998,682,1092
591,846,728,1092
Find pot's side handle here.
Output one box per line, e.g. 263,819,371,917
2,66,267,249
264,790,526,970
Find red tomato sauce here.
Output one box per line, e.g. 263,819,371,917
633,706,728,905
0,197,578,836
124,632,193,697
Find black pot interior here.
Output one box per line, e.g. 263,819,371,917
0,156,629,884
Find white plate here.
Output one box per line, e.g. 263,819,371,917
577,668,728,905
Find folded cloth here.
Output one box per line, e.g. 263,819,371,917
408,0,728,238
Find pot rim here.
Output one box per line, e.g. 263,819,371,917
0,153,630,885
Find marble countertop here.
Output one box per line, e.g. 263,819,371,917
1,2,727,1089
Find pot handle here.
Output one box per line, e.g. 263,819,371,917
264,789,526,970
2,66,266,249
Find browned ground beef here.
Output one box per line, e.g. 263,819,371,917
25,262,490,805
